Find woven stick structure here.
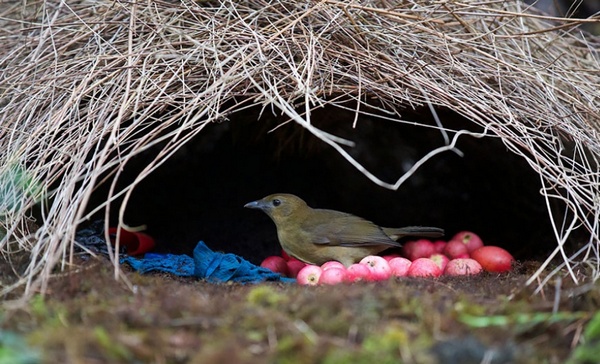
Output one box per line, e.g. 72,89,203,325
1,0,599,297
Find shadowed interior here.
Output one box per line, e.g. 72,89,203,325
87,104,563,264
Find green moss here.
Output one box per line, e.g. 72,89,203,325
29,295,48,319
0,163,44,216
568,311,600,364
3,259,595,363
246,285,288,308
93,326,133,361
275,333,318,364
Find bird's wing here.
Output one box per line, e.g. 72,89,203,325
302,210,401,247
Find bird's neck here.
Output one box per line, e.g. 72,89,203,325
270,207,310,226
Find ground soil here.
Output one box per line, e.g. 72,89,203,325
2,255,598,364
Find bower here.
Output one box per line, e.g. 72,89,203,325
1,0,599,297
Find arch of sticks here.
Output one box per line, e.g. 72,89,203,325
1,0,599,298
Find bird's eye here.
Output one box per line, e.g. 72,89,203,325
272,199,281,207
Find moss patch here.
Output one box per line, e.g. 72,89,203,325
1,256,596,363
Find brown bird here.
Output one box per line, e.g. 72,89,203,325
244,193,444,266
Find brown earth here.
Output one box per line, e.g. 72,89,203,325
2,255,598,364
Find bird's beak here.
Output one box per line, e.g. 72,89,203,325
244,200,265,209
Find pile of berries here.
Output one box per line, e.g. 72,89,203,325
260,231,515,285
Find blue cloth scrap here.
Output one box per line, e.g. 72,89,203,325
121,241,295,283
122,252,195,276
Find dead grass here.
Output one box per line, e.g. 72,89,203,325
1,0,600,299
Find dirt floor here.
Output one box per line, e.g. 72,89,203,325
2,255,599,364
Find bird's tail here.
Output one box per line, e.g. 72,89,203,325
382,226,444,240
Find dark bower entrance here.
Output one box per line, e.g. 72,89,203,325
91,103,559,265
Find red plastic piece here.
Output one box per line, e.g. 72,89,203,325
108,227,155,256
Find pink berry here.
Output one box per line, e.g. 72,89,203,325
433,240,447,253
286,260,307,278
347,263,373,282
443,240,470,259
388,257,412,277
407,258,442,278
451,231,484,253
471,246,514,273
359,255,392,281
296,265,322,285
321,261,346,271
318,267,347,285
260,256,289,276
402,239,436,261
444,258,483,276
429,253,450,271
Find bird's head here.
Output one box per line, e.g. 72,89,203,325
244,193,308,223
